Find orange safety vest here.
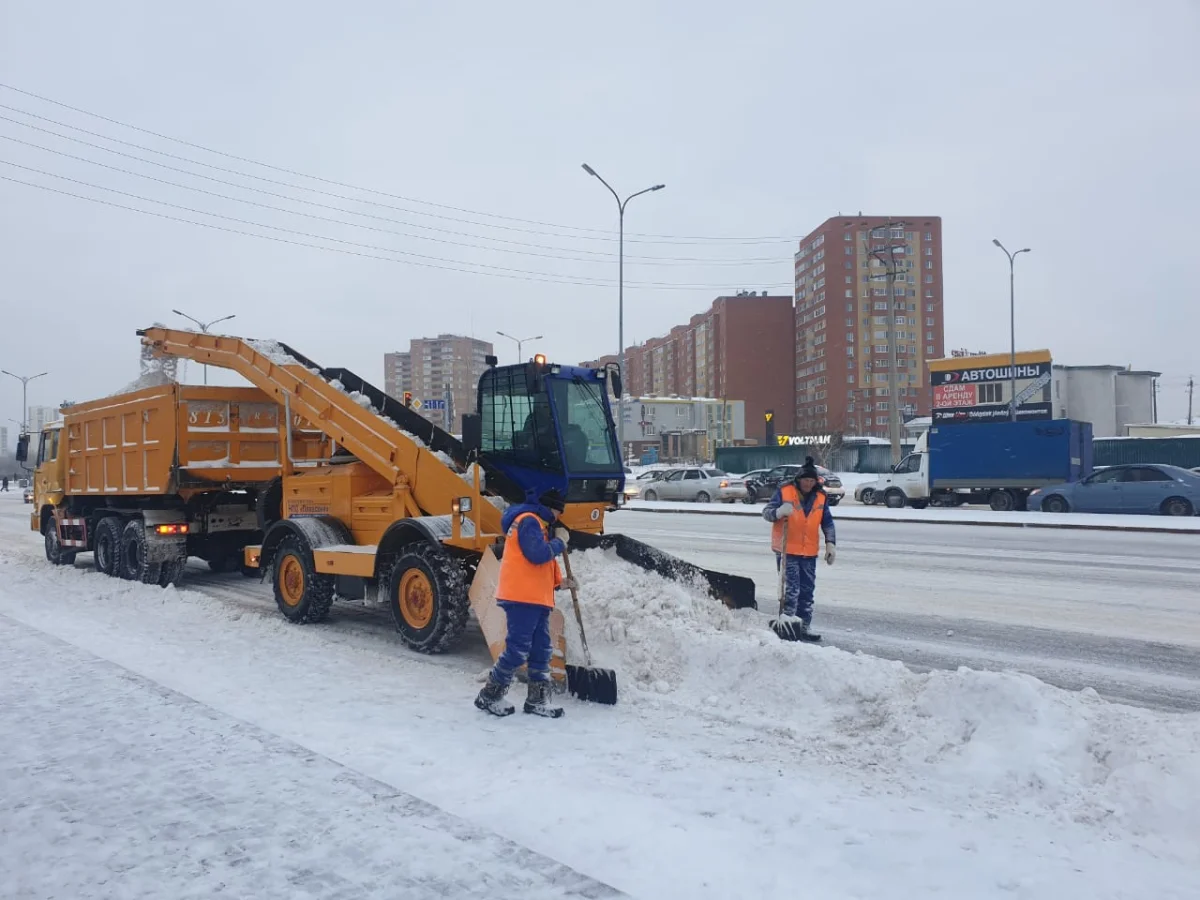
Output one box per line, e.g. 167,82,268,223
495,512,563,607
771,484,827,557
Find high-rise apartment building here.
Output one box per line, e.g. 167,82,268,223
383,335,493,430
585,291,796,445
794,216,945,438
27,405,61,434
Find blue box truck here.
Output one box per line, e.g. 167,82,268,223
860,419,1093,511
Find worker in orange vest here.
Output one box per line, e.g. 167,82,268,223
761,456,836,640
475,489,577,718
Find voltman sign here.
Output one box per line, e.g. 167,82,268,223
928,350,1053,424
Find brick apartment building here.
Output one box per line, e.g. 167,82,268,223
794,216,945,438
383,334,493,430
584,291,796,444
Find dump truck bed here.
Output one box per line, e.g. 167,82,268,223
62,384,304,496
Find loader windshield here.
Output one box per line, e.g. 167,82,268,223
548,376,620,474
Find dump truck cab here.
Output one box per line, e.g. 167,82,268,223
471,357,624,532
28,421,67,534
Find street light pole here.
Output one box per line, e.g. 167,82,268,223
495,331,543,364
991,241,1031,422
1,369,49,433
172,309,236,384
582,164,665,461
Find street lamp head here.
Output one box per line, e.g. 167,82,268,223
991,239,1002,248
1019,248,1031,254
651,184,665,191
171,308,185,316
581,163,598,177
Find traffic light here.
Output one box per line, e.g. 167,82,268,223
764,409,775,446
403,391,413,408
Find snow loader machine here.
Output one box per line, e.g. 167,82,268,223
137,327,756,684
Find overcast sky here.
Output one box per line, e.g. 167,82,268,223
2,0,1197,423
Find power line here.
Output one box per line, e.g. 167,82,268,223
0,132,784,268
0,85,803,245
0,172,793,291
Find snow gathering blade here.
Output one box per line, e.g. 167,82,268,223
568,531,756,611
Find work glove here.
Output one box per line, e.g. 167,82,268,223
824,543,836,566
775,502,794,520
554,525,570,544
559,575,579,592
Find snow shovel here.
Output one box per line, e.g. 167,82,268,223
560,547,618,705
769,518,820,643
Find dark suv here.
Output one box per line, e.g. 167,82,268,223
743,464,843,505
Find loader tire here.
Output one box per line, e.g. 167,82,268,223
387,542,469,654
272,535,335,624
44,523,77,567
119,518,162,584
92,517,120,576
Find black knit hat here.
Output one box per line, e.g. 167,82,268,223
797,456,820,481
538,489,566,512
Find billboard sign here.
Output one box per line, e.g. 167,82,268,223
928,350,1053,424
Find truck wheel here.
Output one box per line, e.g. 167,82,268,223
1041,495,1069,514
909,499,929,510
386,542,469,654
884,489,906,509
989,490,1016,512
272,535,335,623
158,559,186,587
92,518,120,576
119,519,163,584
1161,497,1194,517
44,523,77,566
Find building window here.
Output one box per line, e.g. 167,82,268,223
924,231,932,241
925,260,934,269
845,232,853,241
877,401,890,410
876,374,888,383
927,344,935,354
877,416,889,425
925,290,934,299
925,331,933,340
926,303,935,312
924,275,933,284
979,383,1004,404
848,375,856,384
846,303,854,312
925,247,933,256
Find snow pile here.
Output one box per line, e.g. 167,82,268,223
117,328,179,393
566,548,1200,838
247,339,302,366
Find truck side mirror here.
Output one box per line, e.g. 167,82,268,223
607,363,623,399
461,413,482,457
15,433,29,463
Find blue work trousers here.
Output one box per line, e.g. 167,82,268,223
491,600,553,685
776,553,817,623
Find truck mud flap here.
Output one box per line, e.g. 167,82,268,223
567,531,756,611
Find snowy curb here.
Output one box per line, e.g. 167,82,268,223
616,505,1200,534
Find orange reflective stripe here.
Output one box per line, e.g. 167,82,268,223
770,484,827,557
495,512,561,608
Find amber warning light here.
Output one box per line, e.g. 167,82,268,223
155,524,189,535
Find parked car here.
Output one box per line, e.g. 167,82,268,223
23,486,34,503
1028,464,1200,516
639,467,746,502
744,464,843,505
624,469,675,499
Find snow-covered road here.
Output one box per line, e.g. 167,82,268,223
2,492,1198,899
609,509,1200,711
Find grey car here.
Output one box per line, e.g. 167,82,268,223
639,467,746,502
1029,464,1200,516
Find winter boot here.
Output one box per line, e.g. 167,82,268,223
523,679,565,718
474,676,515,717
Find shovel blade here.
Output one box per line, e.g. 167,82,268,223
566,664,618,705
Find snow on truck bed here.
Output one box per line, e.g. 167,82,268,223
0,491,1196,898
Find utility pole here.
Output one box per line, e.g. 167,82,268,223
866,221,906,465
1188,375,1195,426
582,163,665,462
172,309,236,384
1,369,48,433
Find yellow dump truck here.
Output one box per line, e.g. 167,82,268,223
26,383,327,584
